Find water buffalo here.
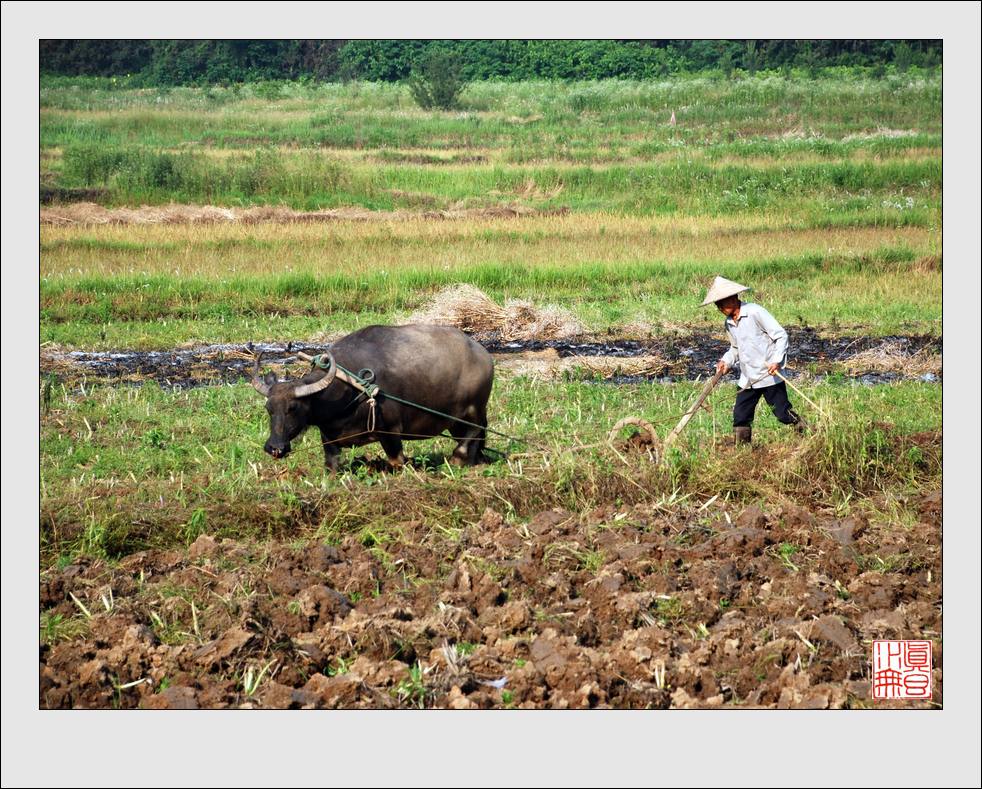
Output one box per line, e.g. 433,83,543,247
251,324,494,472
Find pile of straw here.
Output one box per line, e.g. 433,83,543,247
560,354,670,379
410,284,585,341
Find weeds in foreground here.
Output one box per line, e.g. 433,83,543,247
242,660,276,697
39,376,939,565
40,611,90,645
393,662,429,709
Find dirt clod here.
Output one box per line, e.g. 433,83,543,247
39,487,942,709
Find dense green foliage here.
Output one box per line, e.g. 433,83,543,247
40,39,942,85
408,50,467,110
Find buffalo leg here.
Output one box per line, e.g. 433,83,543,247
452,406,487,466
378,434,406,470
319,429,341,473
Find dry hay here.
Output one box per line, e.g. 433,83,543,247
411,285,507,335
410,285,585,342
842,340,942,377
486,178,564,202
777,126,824,140
384,189,440,206
841,128,919,143
616,320,659,340
515,178,564,201
40,202,570,226
560,354,671,379
40,202,240,226
39,352,85,380
494,349,673,381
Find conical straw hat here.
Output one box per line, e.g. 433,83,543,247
701,276,749,306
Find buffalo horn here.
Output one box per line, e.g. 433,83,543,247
250,349,272,396
293,350,337,397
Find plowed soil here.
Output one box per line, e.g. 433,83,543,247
40,489,942,709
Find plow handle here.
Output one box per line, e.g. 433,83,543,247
663,368,725,449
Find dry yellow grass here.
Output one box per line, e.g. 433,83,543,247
842,341,942,377
40,211,939,279
39,201,564,227
495,350,676,380
39,130,939,174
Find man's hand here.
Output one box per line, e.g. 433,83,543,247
716,360,729,375
767,362,780,376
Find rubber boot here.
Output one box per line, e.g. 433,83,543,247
734,426,752,445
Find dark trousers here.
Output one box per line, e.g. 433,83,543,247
733,381,801,428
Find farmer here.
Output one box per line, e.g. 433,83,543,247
703,276,804,444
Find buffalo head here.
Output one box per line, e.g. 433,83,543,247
251,350,336,459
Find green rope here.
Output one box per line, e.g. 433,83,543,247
309,354,527,446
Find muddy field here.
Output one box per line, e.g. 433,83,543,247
41,330,942,391
40,478,942,709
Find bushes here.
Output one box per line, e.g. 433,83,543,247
41,40,944,85
62,145,191,191
62,145,134,185
408,51,467,110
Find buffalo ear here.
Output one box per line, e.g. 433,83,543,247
263,371,277,387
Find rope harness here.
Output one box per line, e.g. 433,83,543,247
304,353,526,446
310,354,381,433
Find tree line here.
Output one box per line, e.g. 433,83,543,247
40,39,941,84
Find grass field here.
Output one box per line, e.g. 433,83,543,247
38,72,944,551
41,223,938,348
40,75,941,217
40,373,941,565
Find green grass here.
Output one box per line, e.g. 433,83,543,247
40,75,941,347
40,73,942,139
46,142,940,214
40,245,941,348
40,74,941,215
40,374,940,566
39,75,941,348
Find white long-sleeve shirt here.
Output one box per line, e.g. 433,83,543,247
720,302,789,389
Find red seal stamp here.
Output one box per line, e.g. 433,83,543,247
872,640,932,700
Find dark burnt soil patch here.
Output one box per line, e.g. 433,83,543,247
486,329,941,384
40,491,941,709
41,331,942,391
